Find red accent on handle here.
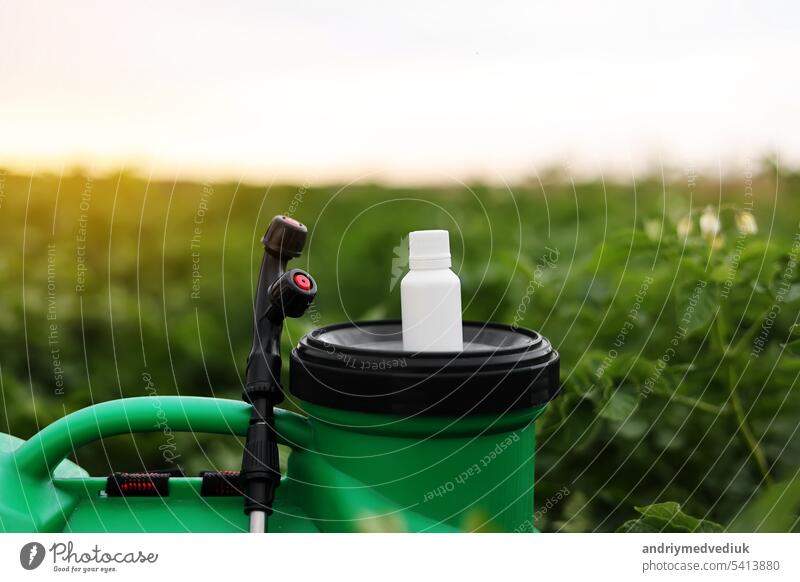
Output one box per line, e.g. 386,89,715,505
293,273,312,291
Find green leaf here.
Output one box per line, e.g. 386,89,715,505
674,281,718,335
617,502,723,533
783,338,800,355
782,325,800,354
618,519,662,533
615,415,649,440
598,385,639,422
728,473,800,532
709,261,732,284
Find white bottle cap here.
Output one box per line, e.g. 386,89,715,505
408,230,451,269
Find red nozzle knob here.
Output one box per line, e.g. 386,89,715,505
266,269,317,322
293,273,312,291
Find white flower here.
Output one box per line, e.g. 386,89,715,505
735,211,758,235
699,206,721,239
644,219,662,241
676,215,693,238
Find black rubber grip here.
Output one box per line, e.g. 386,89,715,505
240,421,281,514
200,471,242,497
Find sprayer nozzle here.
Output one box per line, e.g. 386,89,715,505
262,215,308,259
266,269,317,321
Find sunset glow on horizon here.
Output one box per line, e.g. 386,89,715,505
2,1,799,183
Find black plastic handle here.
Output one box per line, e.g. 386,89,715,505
241,215,315,524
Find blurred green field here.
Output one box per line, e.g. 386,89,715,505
1,164,798,531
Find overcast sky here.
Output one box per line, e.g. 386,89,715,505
1,1,798,182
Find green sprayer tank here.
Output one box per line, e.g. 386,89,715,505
0,217,559,533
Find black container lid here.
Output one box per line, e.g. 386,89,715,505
289,321,560,416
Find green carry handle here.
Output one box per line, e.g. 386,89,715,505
12,396,311,478
0,396,311,532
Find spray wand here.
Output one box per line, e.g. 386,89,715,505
241,215,316,533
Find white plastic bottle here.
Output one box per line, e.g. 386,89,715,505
401,230,463,352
